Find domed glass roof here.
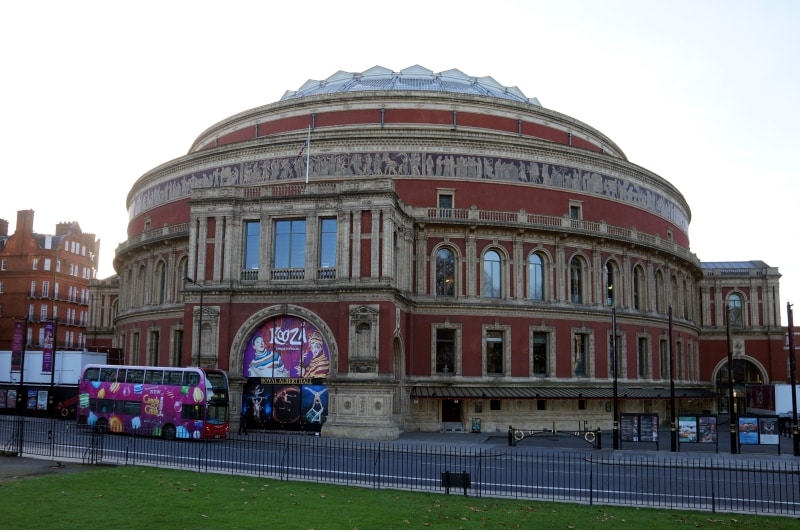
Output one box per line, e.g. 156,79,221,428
281,65,541,106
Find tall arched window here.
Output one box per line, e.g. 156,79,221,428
633,266,643,310
156,261,167,305
570,257,583,304
435,248,455,297
605,262,615,306
655,270,664,313
528,253,544,301
727,293,744,327
176,257,189,300
683,279,690,320
671,275,680,317
483,250,502,298
136,265,147,307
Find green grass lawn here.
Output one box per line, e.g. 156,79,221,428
0,465,797,529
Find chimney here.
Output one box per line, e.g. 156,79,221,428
0,218,8,237
15,209,35,236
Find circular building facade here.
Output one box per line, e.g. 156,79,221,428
114,65,707,439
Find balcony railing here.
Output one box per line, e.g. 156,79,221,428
270,268,305,281
422,206,697,265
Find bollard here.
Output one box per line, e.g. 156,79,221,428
595,428,601,449
508,425,513,446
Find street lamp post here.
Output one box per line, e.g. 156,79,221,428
611,307,619,450
669,306,677,452
183,276,204,367
725,306,738,455
787,303,800,456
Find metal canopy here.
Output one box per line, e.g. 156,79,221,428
410,386,718,400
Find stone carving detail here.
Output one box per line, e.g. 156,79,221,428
131,151,688,231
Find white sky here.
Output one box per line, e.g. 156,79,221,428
2,1,798,325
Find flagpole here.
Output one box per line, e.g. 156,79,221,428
305,125,311,184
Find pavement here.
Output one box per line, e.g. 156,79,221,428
0,455,92,483
2,428,799,483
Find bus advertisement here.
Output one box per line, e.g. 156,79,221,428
77,365,230,440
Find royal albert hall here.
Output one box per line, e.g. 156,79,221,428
109,65,785,440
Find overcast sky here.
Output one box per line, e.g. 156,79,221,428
2,1,798,325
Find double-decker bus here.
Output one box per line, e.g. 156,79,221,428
77,365,229,440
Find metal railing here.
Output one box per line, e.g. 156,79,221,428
2,416,799,516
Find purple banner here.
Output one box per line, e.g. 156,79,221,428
11,320,25,371
242,316,330,379
42,321,54,372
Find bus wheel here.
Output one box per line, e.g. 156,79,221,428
94,418,108,434
162,424,177,441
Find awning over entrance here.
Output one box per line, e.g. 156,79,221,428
410,386,718,400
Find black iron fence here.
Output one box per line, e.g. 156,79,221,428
3,416,800,516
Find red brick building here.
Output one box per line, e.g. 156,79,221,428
103,66,789,439
0,209,99,352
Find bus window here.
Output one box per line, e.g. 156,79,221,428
206,403,229,424
94,398,116,413
144,370,163,385
83,367,100,382
164,370,183,386
126,369,144,384
184,372,200,387
182,404,203,420
122,401,142,416
100,368,117,382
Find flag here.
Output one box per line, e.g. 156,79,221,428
290,140,307,168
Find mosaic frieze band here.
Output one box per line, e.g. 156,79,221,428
130,151,689,231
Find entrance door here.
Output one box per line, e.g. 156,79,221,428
442,399,462,423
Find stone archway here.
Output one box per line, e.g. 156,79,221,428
714,357,766,414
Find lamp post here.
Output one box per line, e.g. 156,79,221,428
611,307,619,449
787,303,799,456
183,276,204,367
669,306,677,452
725,305,738,454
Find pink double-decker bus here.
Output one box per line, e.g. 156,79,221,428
77,364,229,440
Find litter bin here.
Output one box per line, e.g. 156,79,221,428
471,417,481,433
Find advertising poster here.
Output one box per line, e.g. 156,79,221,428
11,320,25,371
678,416,697,443
7,390,17,409
738,417,759,445
42,321,55,372
698,416,718,444
620,414,638,442
37,390,49,411
242,316,330,380
758,417,779,445
27,390,38,410
243,381,328,429
639,414,659,442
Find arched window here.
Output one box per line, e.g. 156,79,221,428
605,262,616,306
136,265,147,307
655,270,664,313
156,261,167,305
176,257,189,300
570,257,583,304
633,266,644,310
528,253,544,301
671,275,680,317
683,279,691,320
727,293,744,327
435,248,455,297
482,250,502,298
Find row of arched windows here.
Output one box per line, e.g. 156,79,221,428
124,257,189,309
433,245,695,317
